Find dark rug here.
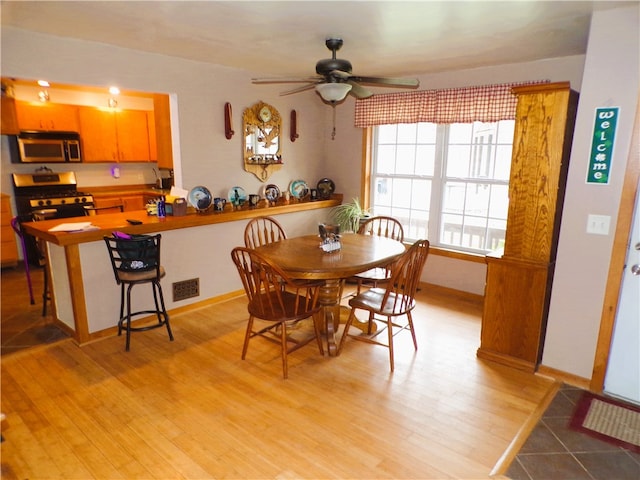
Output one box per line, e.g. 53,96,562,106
569,391,640,453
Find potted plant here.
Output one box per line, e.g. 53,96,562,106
330,197,370,233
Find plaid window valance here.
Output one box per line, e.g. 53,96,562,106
353,80,549,127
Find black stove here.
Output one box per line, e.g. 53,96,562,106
12,170,95,264
12,171,94,218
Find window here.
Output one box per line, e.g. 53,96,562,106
370,120,515,254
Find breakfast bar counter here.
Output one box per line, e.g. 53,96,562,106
22,196,342,345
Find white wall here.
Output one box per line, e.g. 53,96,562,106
542,5,640,379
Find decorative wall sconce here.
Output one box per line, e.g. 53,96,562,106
290,110,299,142
224,102,234,139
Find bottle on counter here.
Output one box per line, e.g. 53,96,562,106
157,196,166,220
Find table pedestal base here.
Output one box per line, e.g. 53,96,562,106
319,279,343,356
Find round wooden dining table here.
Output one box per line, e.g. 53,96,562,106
254,233,406,355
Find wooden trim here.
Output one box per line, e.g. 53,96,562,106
64,244,90,343
361,127,373,210
591,96,640,392
421,282,484,306
80,289,247,345
429,246,487,263
511,81,571,95
538,365,592,390
476,348,536,373
490,380,562,477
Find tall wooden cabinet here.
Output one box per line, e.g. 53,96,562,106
477,82,578,372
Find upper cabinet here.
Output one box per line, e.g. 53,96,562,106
1,78,174,168
152,94,173,170
78,107,151,162
1,97,19,135
15,100,80,131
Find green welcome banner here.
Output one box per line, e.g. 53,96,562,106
586,107,619,185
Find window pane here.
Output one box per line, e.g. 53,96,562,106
377,145,396,174
488,184,509,219
391,178,412,208
449,123,472,143
378,124,397,143
397,123,417,143
415,144,435,176
417,122,437,140
494,145,512,181
496,120,515,143
446,145,471,177
374,177,391,206
464,183,490,217
396,145,416,175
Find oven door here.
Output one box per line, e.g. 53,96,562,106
32,209,59,221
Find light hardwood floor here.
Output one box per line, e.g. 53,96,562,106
1,284,555,479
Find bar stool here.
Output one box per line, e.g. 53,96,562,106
10,217,50,314
103,233,174,351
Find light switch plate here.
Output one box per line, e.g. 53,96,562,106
587,214,611,235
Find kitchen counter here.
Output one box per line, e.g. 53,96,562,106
22,195,341,245
22,195,342,345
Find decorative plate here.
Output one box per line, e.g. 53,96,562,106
263,184,280,203
316,178,336,199
228,186,247,206
289,179,309,199
188,186,213,212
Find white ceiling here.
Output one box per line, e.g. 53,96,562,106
1,1,632,79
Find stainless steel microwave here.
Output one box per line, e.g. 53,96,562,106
9,131,82,163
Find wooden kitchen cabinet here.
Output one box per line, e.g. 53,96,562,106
78,107,151,162
153,93,174,170
93,194,145,213
477,82,578,372
15,100,80,131
120,195,145,211
1,96,19,134
1,194,19,267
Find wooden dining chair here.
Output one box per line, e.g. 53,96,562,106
351,216,405,294
244,216,287,248
230,246,324,379
339,239,429,371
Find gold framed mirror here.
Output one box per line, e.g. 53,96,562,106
243,101,282,181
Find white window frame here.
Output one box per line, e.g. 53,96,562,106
369,120,514,254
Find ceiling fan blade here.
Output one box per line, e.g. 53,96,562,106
252,76,321,84
347,81,373,99
350,76,420,88
329,69,352,80
280,83,319,96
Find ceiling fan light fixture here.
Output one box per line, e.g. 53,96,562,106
315,82,352,102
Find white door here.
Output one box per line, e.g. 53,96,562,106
604,181,640,405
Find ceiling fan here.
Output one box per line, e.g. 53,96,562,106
252,38,420,103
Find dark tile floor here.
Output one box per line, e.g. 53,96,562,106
1,265,68,356
506,384,640,480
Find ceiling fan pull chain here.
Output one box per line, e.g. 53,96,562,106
331,104,337,140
